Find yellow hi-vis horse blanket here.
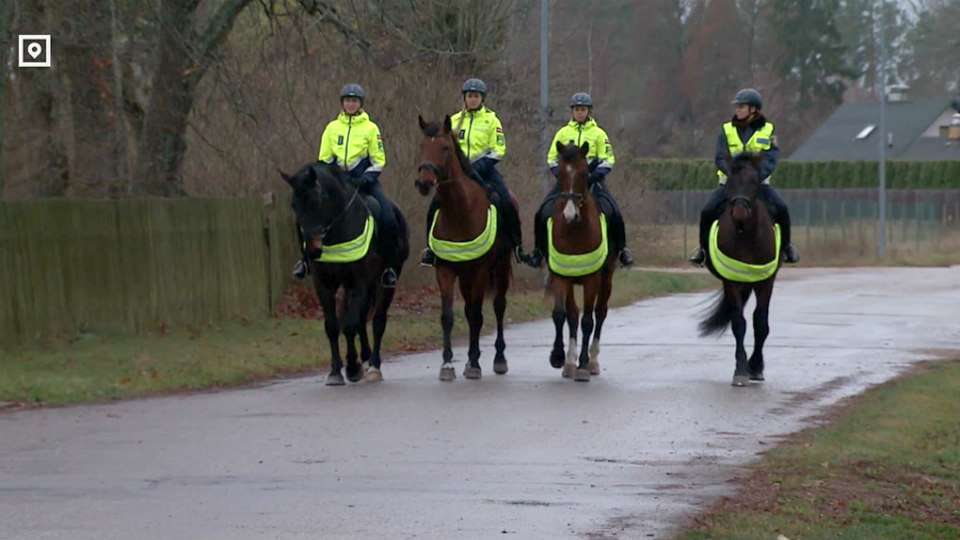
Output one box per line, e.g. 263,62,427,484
708,220,781,282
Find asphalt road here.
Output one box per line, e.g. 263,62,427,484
3,267,958,540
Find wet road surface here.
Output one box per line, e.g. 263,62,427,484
2,267,959,540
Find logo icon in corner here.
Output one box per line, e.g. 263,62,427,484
18,35,51,68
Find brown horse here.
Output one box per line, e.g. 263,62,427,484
699,153,781,386
415,115,515,381
547,141,617,382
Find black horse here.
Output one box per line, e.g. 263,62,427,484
699,153,781,387
281,161,409,385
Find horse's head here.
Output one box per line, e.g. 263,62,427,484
415,115,462,196
555,140,590,224
724,153,763,226
280,162,348,257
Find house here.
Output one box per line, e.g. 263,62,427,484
790,87,960,161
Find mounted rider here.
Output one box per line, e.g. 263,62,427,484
294,83,402,288
525,91,634,269
688,87,799,267
419,77,530,267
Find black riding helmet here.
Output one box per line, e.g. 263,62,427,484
569,92,593,108
461,78,488,98
340,83,365,106
732,88,762,109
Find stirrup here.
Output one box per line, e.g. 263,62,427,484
380,268,398,288
419,248,436,267
688,247,705,266
293,259,309,279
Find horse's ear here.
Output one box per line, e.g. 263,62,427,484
555,140,565,156
750,153,763,167
580,141,590,157
418,114,427,131
443,115,452,134
278,169,293,187
723,151,733,171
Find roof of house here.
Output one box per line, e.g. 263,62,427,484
790,99,960,161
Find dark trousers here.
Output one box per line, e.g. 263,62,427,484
534,180,627,255
364,181,400,270
697,184,792,249
425,167,522,248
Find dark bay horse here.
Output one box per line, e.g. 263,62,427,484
281,161,409,385
699,153,781,386
415,115,515,381
546,141,617,382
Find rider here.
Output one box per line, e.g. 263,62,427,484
688,88,800,266
419,77,528,267
293,83,401,288
525,92,634,269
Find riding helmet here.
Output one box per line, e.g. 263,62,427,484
340,83,366,105
731,88,762,109
461,78,488,97
569,92,594,108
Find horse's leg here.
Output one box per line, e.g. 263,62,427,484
367,286,394,383
459,270,487,380
727,282,750,387
317,284,345,386
341,285,370,383
549,276,567,370
749,280,774,381
589,267,614,375
437,266,458,382
562,284,580,379
491,258,510,375
574,275,599,382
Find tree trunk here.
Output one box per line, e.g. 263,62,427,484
60,0,124,197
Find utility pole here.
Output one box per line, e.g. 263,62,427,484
539,0,549,195
876,0,887,256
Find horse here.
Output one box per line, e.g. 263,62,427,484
415,115,515,381
545,141,617,382
698,153,781,387
280,161,409,385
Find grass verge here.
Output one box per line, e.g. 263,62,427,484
674,359,960,540
0,269,715,407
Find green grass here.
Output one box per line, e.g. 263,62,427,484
0,269,715,406
675,359,960,540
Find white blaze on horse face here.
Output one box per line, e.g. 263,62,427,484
563,198,578,223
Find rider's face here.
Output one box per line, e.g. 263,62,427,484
734,103,754,120
342,97,361,115
463,92,483,110
572,106,590,123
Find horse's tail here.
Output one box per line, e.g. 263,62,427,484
699,288,733,337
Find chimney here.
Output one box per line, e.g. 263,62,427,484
886,84,910,103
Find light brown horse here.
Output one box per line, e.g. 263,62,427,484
547,141,617,382
415,115,516,381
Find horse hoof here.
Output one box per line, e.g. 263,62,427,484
326,373,345,386
345,363,365,383
493,360,508,375
439,366,456,382
731,374,750,387
749,371,765,381
588,360,600,375
550,350,565,369
364,366,383,382
574,369,591,382
562,364,576,378
463,365,482,379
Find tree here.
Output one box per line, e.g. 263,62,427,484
899,0,960,97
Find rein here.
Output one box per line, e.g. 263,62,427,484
318,185,363,241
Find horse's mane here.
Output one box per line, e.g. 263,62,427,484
558,143,584,165
422,118,482,184
729,153,758,176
